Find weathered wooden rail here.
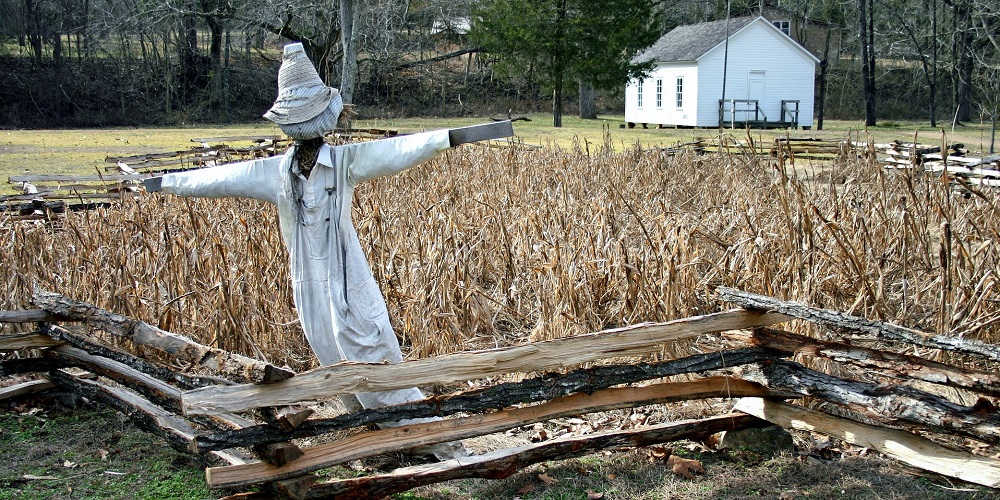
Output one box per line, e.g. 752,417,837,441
1,129,403,222
877,140,1000,187
660,136,861,161
4,287,1000,498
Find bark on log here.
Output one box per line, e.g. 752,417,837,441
717,287,1000,361
300,413,767,499
741,328,1000,397
751,359,1000,445
194,347,784,451
0,309,71,323
47,324,228,390
44,345,184,413
735,397,1000,488
32,289,293,384
204,378,780,488
183,310,791,415
0,378,55,401
0,332,63,351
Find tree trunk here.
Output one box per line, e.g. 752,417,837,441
578,80,596,119
552,75,564,127
552,0,567,128
178,11,200,104
930,0,938,127
817,29,831,130
950,0,974,125
339,0,360,105
859,0,876,126
24,0,44,64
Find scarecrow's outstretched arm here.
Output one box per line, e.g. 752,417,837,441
448,120,515,147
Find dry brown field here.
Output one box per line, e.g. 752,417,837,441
4,137,999,370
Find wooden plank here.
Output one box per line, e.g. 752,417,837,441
301,413,766,499
194,347,783,451
3,192,131,202
190,136,282,143
9,173,147,183
0,379,55,401
32,289,293,384
737,328,1000,397
182,309,791,415
751,360,1000,445
45,345,184,412
205,380,774,488
0,332,64,351
47,324,227,390
717,287,1000,362
734,397,1000,488
105,146,227,163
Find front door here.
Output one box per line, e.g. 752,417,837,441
747,70,766,112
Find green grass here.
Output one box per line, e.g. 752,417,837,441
0,403,212,500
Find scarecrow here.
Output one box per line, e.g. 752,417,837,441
145,43,512,460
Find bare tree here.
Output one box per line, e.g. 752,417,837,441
858,0,876,126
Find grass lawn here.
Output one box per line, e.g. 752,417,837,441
2,115,996,193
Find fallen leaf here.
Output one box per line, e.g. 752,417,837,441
538,472,559,486
97,449,109,461
704,432,723,449
646,446,671,462
586,490,605,499
666,455,704,479
23,475,58,480
516,483,535,494
779,491,797,499
63,460,78,468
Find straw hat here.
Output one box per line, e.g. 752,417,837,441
264,43,341,126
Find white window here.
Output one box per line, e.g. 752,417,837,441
773,20,790,36
637,80,644,108
655,79,663,108
675,77,683,109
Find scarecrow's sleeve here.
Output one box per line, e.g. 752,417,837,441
346,129,451,186
158,156,282,204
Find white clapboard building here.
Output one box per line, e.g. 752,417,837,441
625,16,819,129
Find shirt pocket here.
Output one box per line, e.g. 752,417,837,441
299,200,332,261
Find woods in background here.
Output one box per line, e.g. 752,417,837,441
0,0,997,130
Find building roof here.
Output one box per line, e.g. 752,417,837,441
632,16,757,64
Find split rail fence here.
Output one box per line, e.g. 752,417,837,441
1,128,402,222
4,287,1000,498
876,140,1000,187
661,136,859,161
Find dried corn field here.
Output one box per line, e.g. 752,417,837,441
4,138,1000,371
